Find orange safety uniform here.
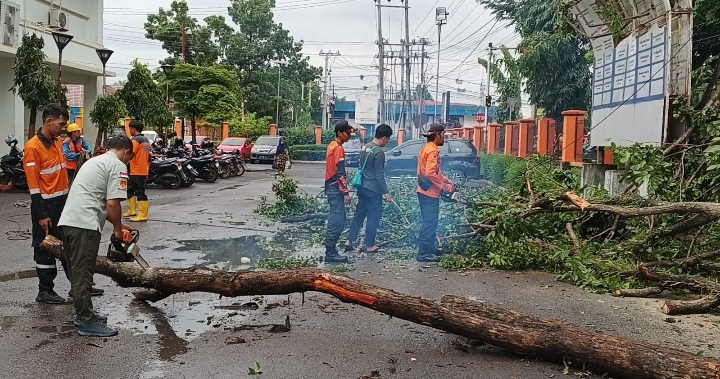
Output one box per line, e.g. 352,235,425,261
416,142,450,199
25,133,70,202
130,135,151,176
324,140,349,196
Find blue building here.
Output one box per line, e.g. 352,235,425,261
332,100,498,135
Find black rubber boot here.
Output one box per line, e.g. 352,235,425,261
324,251,349,263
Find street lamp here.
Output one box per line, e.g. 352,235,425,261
160,64,175,106
95,48,113,95
435,7,448,122
52,31,73,99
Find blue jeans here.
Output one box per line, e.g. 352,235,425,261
417,193,440,255
324,194,347,254
348,187,383,247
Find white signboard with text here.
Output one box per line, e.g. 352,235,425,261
355,91,379,125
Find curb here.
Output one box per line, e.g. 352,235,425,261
290,161,326,164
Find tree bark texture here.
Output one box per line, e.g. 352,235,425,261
41,236,720,379
662,296,720,315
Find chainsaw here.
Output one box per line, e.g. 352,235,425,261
106,229,150,269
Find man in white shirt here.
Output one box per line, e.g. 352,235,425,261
58,135,134,337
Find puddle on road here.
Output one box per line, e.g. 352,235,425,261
0,269,37,282
0,316,15,332
174,227,324,271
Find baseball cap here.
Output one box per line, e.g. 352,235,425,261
422,123,445,137
334,120,356,133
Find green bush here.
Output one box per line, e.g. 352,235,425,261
289,144,327,161
283,126,335,146
480,153,527,188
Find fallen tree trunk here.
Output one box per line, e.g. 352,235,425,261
42,236,720,379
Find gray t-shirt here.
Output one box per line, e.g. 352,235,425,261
359,142,389,195
58,152,128,232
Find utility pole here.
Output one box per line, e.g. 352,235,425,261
275,64,281,127
319,50,341,129
181,23,186,61
375,0,385,124
404,0,412,135
416,38,430,137
435,7,448,122
485,43,494,127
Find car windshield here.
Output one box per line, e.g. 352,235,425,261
255,137,279,146
221,138,245,146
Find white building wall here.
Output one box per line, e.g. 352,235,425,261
0,0,107,152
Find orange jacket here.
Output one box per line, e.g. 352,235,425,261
416,142,449,199
130,134,151,176
325,140,349,196
24,131,70,204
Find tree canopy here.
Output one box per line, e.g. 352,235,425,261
144,0,322,125
169,63,240,141
118,60,173,132
89,93,127,148
11,33,59,138
482,0,592,119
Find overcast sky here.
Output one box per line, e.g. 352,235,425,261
103,0,518,104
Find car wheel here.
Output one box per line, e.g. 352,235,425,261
448,170,466,186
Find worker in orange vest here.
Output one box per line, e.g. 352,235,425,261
62,123,91,183
416,123,456,262
123,120,152,222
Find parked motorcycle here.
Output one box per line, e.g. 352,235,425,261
179,158,200,188
188,153,219,183
217,155,235,179
219,152,245,177
146,157,186,189
0,136,27,192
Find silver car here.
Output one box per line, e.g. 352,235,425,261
251,136,281,164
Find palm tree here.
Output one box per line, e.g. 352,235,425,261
11,34,59,139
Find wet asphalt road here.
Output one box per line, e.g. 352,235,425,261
0,163,719,379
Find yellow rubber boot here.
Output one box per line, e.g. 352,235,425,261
130,201,149,222
123,197,137,218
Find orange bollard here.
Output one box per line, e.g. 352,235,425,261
561,110,587,163
473,126,484,152
315,126,323,145
504,121,520,156
398,129,406,146
518,119,536,158
124,118,132,137
175,119,182,138
222,122,230,140
269,124,277,136
75,115,84,135
464,126,474,141
487,124,502,154
537,118,556,156
604,149,614,164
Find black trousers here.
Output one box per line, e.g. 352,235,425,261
31,196,69,293
324,194,347,254
128,175,148,201
347,188,383,247
67,169,77,185
417,193,440,256
60,226,102,323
